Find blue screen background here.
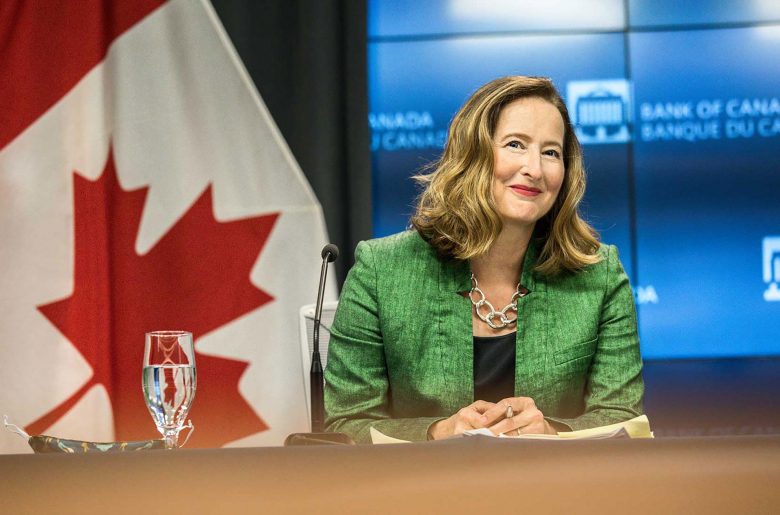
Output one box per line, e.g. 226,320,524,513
368,0,780,359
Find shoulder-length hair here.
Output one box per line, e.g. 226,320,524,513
410,76,601,275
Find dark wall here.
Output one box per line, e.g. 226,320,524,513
211,0,371,285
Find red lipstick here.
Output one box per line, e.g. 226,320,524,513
510,185,541,197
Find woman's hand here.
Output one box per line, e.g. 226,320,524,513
482,397,557,436
427,400,496,440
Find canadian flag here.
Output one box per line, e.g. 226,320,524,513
0,0,333,452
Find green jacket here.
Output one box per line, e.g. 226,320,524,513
324,231,644,443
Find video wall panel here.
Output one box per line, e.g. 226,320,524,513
369,0,624,38
368,0,780,359
628,0,780,28
631,26,780,358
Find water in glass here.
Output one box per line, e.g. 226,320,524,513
143,331,196,449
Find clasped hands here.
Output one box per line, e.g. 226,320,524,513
428,397,557,440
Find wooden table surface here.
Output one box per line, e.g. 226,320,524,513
2,435,779,514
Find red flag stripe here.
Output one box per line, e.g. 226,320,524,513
0,0,167,151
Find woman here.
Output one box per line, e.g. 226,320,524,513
325,76,643,443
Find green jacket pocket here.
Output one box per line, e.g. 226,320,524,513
554,337,597,366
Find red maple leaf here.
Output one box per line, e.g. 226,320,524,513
29,147,278,447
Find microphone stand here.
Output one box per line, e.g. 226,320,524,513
311,244,338,432
284,244,355,445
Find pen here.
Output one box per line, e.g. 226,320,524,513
505,406,515,437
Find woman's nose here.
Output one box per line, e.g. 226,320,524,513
522,150,543,179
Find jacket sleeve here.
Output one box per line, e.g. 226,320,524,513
547,245,645,431
324,241,443,443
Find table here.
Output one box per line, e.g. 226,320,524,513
2,435,779,514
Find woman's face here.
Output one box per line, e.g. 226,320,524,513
491,96,565,230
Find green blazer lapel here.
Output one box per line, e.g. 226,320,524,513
437,256,473,409
515,239,552,405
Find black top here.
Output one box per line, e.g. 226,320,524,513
473,331,516,403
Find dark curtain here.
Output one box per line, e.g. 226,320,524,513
211,0,371,286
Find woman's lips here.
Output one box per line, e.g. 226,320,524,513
510,185,541,197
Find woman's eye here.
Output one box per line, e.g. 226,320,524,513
507,141,525,150
544,149,561,158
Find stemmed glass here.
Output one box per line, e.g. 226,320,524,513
143,331,197,449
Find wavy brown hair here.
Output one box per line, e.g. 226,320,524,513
410,76,601,275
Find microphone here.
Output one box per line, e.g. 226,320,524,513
311,243,338,432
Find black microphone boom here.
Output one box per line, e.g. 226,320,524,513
311,243,338,432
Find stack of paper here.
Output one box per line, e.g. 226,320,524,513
369,415,653,444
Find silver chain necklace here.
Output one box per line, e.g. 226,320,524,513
469,274,527,329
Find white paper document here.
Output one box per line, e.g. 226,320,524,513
370,415,653,444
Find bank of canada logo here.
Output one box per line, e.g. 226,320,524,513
566,80,632,144
763,236,780,302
